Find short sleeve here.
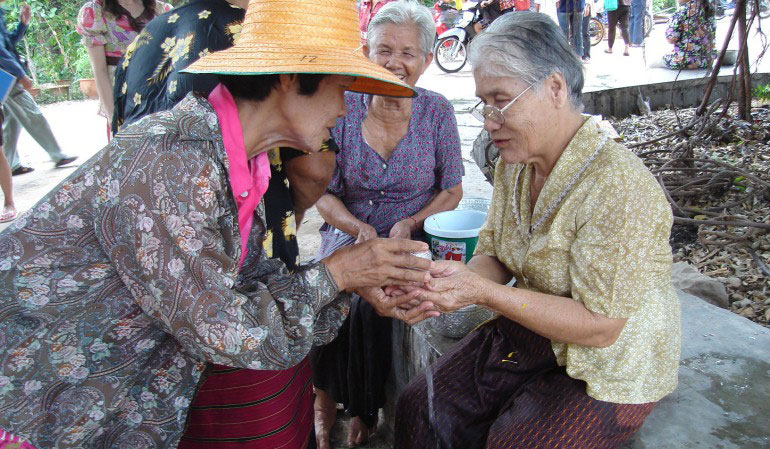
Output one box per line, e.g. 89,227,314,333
77,1,108,47
431,95,464,191
474,160,507,258
569,164,673,319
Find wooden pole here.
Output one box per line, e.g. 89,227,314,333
695,5,741,116
737,0,751,119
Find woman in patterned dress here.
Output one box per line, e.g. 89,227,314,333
77,0,172,126
395,12,681,448
0,1,437,447
663,0,716,69
310,2,464,448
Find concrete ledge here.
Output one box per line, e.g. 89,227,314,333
385,291,770,448
583,72,770,119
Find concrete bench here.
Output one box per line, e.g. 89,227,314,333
384,291,770,448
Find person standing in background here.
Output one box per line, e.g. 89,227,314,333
606,0,631,55
0,0,77,176
628,0,645,45
557,0,588,60
77,0,172,132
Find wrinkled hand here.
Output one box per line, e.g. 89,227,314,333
20,4,31,25
355,223,378,243
357,287,440,325
388,219,413,239
323,238,433,292
416,260,481,313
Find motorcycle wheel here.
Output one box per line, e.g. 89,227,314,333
434,36,468,73
643,12,652,38
589,17,604,47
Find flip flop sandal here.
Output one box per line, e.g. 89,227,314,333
0,210,17,223
11,166,34,176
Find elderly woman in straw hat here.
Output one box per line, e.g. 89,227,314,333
0,0,440,447
394,12,681,448
310,2,463,448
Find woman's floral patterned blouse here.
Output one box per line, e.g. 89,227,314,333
77,0,173,59
475,117,681,404
0,94,347,448
664,0,716,70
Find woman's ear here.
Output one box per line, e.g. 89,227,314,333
363,44,371,59
278,73,298,93
545,73,569,109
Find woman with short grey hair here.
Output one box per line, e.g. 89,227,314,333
312,2,464,448
394,12,680,448
367,0,436,56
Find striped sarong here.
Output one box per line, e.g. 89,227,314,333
394,318,655,449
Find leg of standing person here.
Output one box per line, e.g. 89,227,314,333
581,10,590,60
572,12,584,59
629,0,644,45
618,4,631,55
0,109,16,223
1,84,76,169
606,9,619,52
2,104,23,172
557,11,570,41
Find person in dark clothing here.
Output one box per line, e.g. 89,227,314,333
556,0,587,59
606,0,631,55
0,1,76,175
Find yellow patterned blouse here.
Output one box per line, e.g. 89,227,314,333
475,117,681,404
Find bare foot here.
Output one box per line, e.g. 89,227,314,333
314,389,337,449
0,205,17,223
347,416,376,448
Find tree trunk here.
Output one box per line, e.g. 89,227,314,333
737,0,752,120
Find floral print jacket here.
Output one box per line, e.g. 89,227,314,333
664,0,716,70
0,94,347,448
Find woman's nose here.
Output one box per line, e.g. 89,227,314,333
483,117,501,133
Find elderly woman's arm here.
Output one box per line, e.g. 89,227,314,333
422,260,627,348
316,193,379,242
105,141,431,371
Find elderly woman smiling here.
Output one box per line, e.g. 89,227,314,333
395,12,681,449
0,1,438,447
311,2,464,447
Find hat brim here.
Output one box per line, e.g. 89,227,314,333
182,44,416,98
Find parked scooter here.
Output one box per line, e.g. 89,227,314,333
434,0,482,73
433,1,459,40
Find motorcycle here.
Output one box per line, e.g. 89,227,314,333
433,1,459,40
434,0,482,73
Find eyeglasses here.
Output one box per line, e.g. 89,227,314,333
469,84,535,125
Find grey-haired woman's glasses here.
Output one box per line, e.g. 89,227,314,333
469,84,535,125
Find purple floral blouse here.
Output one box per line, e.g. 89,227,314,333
320,87,463,252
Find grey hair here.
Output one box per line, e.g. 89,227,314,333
367,1,435,56
468,12,584,111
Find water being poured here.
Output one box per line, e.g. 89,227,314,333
419,327,441,449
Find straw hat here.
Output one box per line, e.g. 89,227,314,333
183,0,415,98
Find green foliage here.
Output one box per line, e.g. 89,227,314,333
652,0,677,13
754,84,770,102
2,0,88,84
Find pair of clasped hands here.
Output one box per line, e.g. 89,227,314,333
324,238,481,325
